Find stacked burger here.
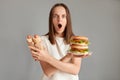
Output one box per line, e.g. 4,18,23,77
69,36,89,56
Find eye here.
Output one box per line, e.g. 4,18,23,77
53,14,58,18
62,15,66,18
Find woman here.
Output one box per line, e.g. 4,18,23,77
28,3,88,80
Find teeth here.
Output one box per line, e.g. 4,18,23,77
58,24,62,28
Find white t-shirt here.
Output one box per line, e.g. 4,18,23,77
40,35,79,80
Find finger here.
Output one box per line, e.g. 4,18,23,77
88,52,92,56
73,54,87,57
67,53,73,57
81,53,91,58
31,50,39,55
84,53,92,57
29,47,39,61
31,51,40,60
35,59,39,61
33,58,38,61
32,54,39,61
32,54,40,61
32,55,38,60
32,56,38,61
28,46,40,52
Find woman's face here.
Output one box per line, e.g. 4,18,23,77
52,6,67,37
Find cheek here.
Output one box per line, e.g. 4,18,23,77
53,25,57,30
63,26,66,30
63,19,67,26
64,18,67,23
52,19,57,26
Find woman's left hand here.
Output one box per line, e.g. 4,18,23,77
73,53,92,58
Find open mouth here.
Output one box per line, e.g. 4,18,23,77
58,24,62,28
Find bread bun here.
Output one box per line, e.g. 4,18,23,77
32,34,44,50
70,36,89,45
26,35,34,47
26,34,44,50
71,36,88,41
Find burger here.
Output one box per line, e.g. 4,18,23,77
69,36,89,55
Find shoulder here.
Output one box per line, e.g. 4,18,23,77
40,35,48,40
40,35,51,45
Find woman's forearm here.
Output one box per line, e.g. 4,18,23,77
40,53,73,77
29,46,80,75
46,55,82,75
40,61,57,77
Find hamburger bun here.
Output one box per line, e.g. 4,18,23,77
71,36,88,41
70,36,89,45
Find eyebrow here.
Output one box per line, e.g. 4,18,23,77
53,13,66,16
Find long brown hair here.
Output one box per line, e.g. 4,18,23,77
46,3,74,44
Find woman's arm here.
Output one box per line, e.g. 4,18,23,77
39,61,56,77
45,55,82,75
39,53,72,77
29,46,82,75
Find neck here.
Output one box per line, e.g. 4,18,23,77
55,33,64,37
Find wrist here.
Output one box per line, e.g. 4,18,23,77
45,54,53,63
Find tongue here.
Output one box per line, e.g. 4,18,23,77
58,24,62,28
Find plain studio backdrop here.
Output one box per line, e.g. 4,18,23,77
0,0,120,80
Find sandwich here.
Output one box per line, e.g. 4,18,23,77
69,36,89,55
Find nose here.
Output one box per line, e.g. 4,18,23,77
58,16,62,22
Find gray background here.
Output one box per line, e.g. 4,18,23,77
0,0,120,80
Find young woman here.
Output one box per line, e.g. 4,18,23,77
28,3,89,80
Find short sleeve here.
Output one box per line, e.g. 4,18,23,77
40,35,48,50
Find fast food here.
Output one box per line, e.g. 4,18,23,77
69,36,89,56
32,34,44,50
70,36,89,45
26,35,34,47
26,34,44,50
